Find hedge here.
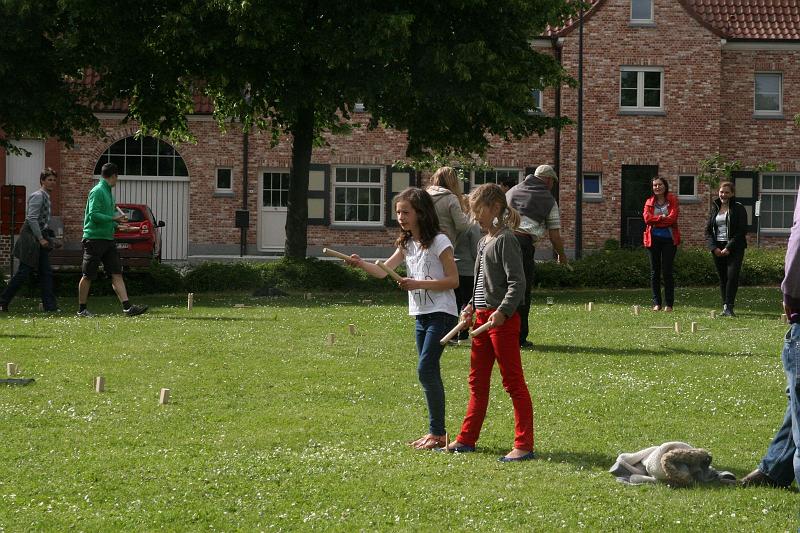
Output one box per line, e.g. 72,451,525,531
2,247,787,296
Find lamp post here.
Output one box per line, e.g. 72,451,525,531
575,2,584,259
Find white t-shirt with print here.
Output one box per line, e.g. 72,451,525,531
403,233,458,317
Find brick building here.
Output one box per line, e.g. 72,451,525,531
1,0,798,266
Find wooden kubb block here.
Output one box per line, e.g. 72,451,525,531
94,376,105,393
159,388,171,405
7,362,17,376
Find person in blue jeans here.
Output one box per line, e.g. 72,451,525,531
0,168,59,312
741,186,800,488
344,187,459,450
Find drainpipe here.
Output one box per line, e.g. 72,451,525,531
240,131,249,257
575,4,584,260
553,37,563,202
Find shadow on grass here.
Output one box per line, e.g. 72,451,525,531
155,315,249,322
531,343,744,358
467,446,618,470
0,333,52,338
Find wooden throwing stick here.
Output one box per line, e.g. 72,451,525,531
469,321,493,338
375,260,403,282
439,320,468,346
322,247,351,261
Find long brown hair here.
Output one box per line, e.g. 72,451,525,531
428,166,462,194
393,187,441,249
469,183,521,230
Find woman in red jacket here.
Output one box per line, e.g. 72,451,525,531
643,177,680,311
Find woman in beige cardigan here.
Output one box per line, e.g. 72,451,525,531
425,166,471,245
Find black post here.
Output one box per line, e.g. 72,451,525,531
575,4,584,260
8,186,16,277
240,131,249,257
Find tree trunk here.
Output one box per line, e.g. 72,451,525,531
284,107,315,259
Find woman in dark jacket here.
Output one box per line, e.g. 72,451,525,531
643,177,680,312
705,181,748,316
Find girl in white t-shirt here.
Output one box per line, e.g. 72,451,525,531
345,187,459,450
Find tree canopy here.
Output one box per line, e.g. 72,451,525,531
2,0,578,257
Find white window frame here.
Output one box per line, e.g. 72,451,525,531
630,0,653,23
760,173,799,232
582,172,602,198
677,175,697,199
620,67,664,112
471,168,523,188
527,89,543,115
215,167,233,193
754,72,783,117
331,165,385,226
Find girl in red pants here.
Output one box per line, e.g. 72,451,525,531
443,183,535,461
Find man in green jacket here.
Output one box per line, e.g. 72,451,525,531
77,162,148,317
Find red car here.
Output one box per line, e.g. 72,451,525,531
114,203,166,261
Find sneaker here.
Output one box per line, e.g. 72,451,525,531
740,469,781,488
722,305,736,317
520,340,534,349
76,309,95,318
123,304,148,317
0,303,8,312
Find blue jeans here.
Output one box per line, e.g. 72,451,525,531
0,249,57,311
415,312,457,436
758,323,800,487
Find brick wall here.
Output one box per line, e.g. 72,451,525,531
3,0,796,266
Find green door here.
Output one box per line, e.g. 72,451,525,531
621,165,659,248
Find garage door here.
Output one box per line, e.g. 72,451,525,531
114,177,189,261
94,136,190,261
5,140,44,203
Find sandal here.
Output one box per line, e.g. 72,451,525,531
408,434,447,450
437,440,476,453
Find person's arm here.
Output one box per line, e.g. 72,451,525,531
346,247,404,279
724,203,748,253
652,194,679,227
642,198,660,225
548,229,568,264
545,205,567,263
87,189,116,225
399,244,459,291
449,196,471,240
782,189,800,322
492,234,524,324
25,192,46,242
705,209,720,252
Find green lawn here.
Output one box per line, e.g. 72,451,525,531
0,287,797,531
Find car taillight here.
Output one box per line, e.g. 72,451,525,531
140,222,150,234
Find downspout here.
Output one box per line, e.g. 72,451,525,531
241,130,249,257
553,37,563,202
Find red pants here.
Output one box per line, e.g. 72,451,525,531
456,309,535,451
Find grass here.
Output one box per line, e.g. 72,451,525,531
0,286,798,531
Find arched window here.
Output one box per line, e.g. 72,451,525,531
94,136,188,177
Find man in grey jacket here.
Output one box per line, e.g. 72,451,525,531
0,168,59,312
506,165,568,347
740,185,800,489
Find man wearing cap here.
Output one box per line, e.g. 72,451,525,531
506,164,568,348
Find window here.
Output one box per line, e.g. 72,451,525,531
754,73,782,116
582,173,602,198
528,89,543,114
620,67,663,112
216,168,232,192
473,169,522,187
333,166,383,224
678,175,697,197
630,0,653,23
760,174,799,231
94,136,188,177
262,171,289,207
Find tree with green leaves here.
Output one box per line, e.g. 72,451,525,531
2,0,578,258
